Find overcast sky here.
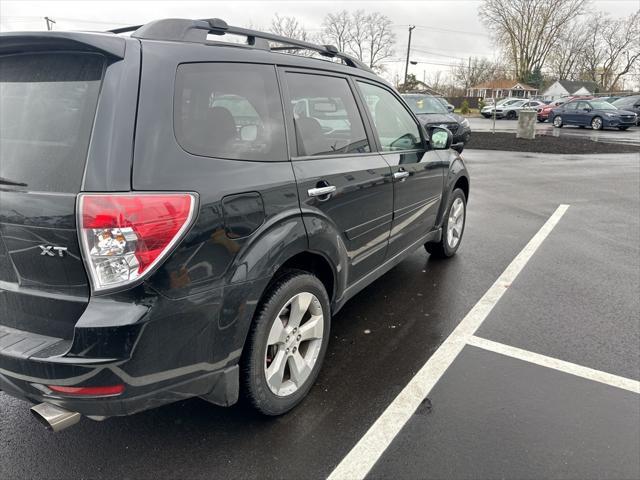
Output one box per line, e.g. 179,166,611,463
1,0,638,84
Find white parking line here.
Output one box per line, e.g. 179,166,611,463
327,204,570,480
467,335,640,394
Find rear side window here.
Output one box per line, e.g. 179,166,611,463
285,72,370,157
357,82,422,152
0,52,104,192
174,63,286,161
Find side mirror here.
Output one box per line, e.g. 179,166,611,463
583,107,592,112
447,105,454,112
430,127,452,150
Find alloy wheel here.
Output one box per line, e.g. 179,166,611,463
264,292,324,397
591,117,602,130
553,116,562,127
447,197,465,249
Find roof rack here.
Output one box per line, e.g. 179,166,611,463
108,18,370,71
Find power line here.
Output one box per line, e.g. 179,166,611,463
393,24,491,38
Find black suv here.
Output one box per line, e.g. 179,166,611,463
0,18,469,430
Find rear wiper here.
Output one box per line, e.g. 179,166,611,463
0,176,28,187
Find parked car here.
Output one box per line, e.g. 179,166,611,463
550,99,637,130
480,98,521,118
494,99,545,119
433,96,455,112
612,95,640,125
402,93,471,153
537,95,593,122
598,96,622,104
0,18,470,430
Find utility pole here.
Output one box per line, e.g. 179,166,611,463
403,25,415,88
44,17,56,30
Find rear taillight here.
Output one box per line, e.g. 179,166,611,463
78,193,197,292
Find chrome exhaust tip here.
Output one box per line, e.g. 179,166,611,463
31,403,81,432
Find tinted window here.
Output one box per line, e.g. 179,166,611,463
564,102,578,110
357,82,421,152
174,63,286,161
589,100,616,110
0,52,104,192
285,72,370,157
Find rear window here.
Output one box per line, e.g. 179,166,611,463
174,63,287,162
0,52,104,192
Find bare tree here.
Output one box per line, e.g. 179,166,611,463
547,20,590,81
453,57,508,91
362,12,395,73
322,10,396,73
592,11,640,91
322,10,352,52
270,13,314,56
479,0,588,81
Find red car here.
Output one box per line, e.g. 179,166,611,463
537,96,593,122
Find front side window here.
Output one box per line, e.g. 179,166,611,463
357,82,422,152
285,72,370,157
174,63,286,161
564,102,578,111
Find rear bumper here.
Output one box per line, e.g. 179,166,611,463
0,280,263,416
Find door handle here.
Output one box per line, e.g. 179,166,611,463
308,185,337,198
393,171,410,180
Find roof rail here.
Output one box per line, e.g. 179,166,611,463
109,18,370,71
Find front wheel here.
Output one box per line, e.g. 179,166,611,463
426,188,467,258
552,115,563,128
591,116,603,130
506,110,517,120
242,271,330,415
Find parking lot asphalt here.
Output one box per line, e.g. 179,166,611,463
469,117,640,146
1,150,639,480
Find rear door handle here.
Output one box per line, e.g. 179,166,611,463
393,171,410,180
308,185,337,197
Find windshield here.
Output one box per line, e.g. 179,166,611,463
403,95,448,114
589,101,616,110
0,52,104,192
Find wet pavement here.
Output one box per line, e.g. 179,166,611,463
1,150,639,479
469,117,640,146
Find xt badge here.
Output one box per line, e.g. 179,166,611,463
39,245,68,257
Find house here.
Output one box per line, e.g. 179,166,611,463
467,80,538,99
541,80,599,101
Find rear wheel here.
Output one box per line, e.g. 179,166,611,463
506,110,517,120
537,117,546,123
591,116,603,130
242,271,330,415
426,188,466,258
552,115,563,128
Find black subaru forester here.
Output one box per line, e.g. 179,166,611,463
0,18,470,431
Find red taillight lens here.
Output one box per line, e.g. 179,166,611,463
78,193,196,292
48,384,125,397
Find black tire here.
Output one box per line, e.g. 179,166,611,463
552,115,563,128
618,126,629,131
506,110,517,120
537,118,546,123
241,270,331,416
425,188,467,258
591,116,603,130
